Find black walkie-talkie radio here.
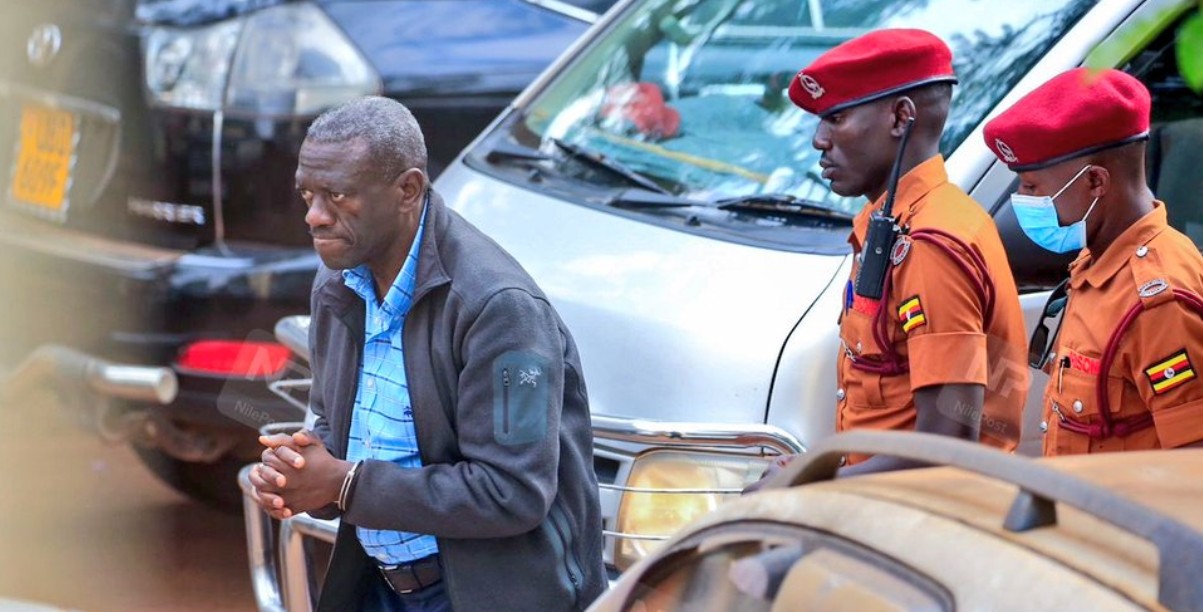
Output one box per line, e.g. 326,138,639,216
854,117,916,301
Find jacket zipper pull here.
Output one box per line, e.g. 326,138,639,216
502,367,511,434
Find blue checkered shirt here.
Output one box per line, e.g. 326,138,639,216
341,206,438,566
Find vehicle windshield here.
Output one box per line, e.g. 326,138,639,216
510,0,1097,216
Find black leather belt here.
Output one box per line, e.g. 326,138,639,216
378,554,442,594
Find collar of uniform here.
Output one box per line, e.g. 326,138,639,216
850,154,949,250
1071,201,1168,289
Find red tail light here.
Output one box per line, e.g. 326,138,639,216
176,340,292,378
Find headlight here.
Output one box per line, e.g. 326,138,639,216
143,2,380,116
614,450,768,571
144,20,241,111
224,3,379,116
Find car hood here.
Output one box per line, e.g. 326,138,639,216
436,163,848,425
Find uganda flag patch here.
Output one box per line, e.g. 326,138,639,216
898,295,926,334
1144,349,1196,395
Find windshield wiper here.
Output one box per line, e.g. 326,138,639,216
550,138,670,195
713,193,854,220
484,140,552,164
607,188,700,208
484,139,672,196
608,189,853,221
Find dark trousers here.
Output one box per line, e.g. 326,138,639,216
365,574,452,612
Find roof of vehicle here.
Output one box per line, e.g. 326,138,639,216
608,433,1203,611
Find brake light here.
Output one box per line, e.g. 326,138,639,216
176,340,292,378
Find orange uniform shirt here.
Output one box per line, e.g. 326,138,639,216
1044,203,1203,455
836,156,1030,463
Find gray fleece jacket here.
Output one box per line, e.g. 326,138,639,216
306,190,605,611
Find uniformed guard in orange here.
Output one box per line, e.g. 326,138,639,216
793,29,1030,473
985,68,1203,454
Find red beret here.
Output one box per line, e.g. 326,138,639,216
983,68,1150,172
789,29,956,117
600,82,680,140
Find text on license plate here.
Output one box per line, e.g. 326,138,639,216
11,104,77,212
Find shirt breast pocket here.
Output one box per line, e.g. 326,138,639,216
1049,367,1102,455
840,309,909,409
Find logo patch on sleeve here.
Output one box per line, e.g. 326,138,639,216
492,350,551,446
897,295,926,333
1144,349,1196,395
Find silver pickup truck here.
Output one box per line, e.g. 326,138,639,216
240,0,1203,609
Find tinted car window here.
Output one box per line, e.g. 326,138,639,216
513,0,1097,219
1001,9,1203,289
1140,17,1203,246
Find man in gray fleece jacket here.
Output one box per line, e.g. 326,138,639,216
248,97,605,611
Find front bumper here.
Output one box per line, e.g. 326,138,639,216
240,458,335,612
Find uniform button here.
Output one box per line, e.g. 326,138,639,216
1072,400,1084,413
855,341,863,353
1040,420,1048,433
836,388,846,401
1136,246,1148,257
1048,352,1056,363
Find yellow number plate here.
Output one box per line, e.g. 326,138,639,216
11,104,77,212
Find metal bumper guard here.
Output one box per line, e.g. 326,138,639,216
240,416,802,612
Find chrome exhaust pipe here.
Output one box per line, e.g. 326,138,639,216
87,360,178,404
2,345,178,405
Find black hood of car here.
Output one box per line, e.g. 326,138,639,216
135,0,291,25
328,0,594,97
137,0,597,98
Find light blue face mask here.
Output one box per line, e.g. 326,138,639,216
1010,164,1099,254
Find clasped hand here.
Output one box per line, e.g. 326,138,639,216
248,430,349,520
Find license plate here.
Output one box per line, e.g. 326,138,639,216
10,104,77,214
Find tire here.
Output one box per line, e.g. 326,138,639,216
133,445,252,513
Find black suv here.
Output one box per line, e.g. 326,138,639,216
0,0,615,508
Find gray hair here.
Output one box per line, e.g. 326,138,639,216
306,96,428,180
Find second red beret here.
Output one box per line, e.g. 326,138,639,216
983,68,1151,172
